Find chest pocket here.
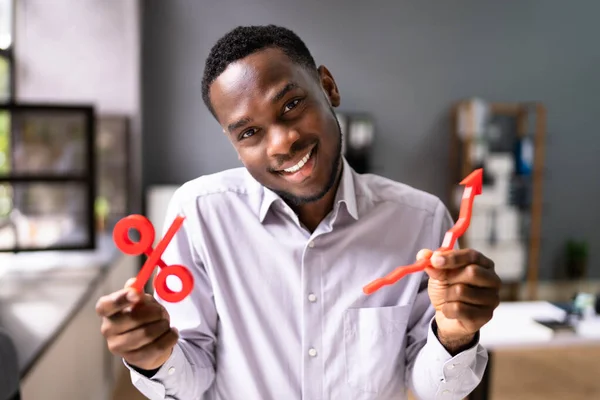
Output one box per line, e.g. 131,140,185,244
343,304,412,395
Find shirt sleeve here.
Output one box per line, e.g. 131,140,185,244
124,187,218,399
404,200,488,399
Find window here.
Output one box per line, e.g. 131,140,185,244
0,1,96,251
0,105,96,251
0,0,14,103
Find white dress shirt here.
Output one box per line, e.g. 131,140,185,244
128,158,488,400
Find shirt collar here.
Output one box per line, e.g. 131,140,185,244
258,185,281,223
257,156,359,223
333,157,359,220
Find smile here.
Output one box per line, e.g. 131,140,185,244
278,147,314,174
274,145,318,184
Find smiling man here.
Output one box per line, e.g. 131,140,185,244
96,25,501,400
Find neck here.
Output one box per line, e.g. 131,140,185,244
293,161,343,232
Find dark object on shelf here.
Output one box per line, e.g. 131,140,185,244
533,317,575,333
337,112,374,174
595,293,600,314
509,175,532,210
473,162,495,186
488,208,498,246
565,239,588,279
514,136,534,176
0,103,96,252
486,114,518,153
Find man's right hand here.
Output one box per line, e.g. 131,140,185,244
95,280,179,371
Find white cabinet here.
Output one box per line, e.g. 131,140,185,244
20,255,137,400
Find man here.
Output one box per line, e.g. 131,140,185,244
96,25,501,400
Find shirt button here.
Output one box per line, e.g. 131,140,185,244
308,348,317,357
308,241,315,248
442,390,451,395
308,293,317,302
168,367,175,375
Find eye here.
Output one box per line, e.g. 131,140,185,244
283,98,302,113
240,128,257,140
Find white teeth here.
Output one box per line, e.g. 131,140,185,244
283,149,312,173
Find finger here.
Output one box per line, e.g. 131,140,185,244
430,249,494,270
445,264,502,289
445,284,500,307
108,319,171,354
424,266,448,282
124,278,145,303
442,301,494,331
96,288,140,318
123,328,179,368
101,301,167,337
416,248,433,261
124,277,137,289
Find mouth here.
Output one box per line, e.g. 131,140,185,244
275,145,317,183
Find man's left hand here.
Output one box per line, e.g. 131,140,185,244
417,248,502,354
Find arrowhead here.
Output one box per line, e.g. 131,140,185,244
459,168,483,195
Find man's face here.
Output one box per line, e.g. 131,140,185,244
209,48,342,206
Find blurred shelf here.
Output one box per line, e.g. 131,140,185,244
450,100,546,300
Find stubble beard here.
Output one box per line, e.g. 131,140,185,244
270,109,343,207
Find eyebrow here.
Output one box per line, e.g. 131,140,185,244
227,117,252,133
271,82,298,104
226,82,300,133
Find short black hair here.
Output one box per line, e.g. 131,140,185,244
201,24,317,117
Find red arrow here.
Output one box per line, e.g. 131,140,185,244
362,168,483,295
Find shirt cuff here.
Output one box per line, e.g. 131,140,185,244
423,318,488,397
123,343,186,400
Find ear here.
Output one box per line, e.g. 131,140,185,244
317,65,341,107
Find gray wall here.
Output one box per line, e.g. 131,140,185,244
142,0,600,280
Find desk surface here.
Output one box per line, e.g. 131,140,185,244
0,235,120,378
480,301,600,350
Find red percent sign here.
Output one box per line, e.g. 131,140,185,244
113,214,194,303
363,168,483,295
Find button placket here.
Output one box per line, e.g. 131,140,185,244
300,236,323,399
444,355,464,379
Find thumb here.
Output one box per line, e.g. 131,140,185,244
124,277,137,289
123,278,142,304
417,249,445,280
416,248,433,261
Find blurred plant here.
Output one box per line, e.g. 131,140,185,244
565,239,589,279
0,111,10,175
94,196,110,231
0,56,9,101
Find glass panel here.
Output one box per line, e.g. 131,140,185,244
96,116,129,229
0,0,13,50
0,110,9,174
5,110,88,176
0,182,91,250
0,55,9,102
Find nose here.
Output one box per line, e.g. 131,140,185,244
266,125,300,158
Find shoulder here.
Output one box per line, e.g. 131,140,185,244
356,172,446,217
